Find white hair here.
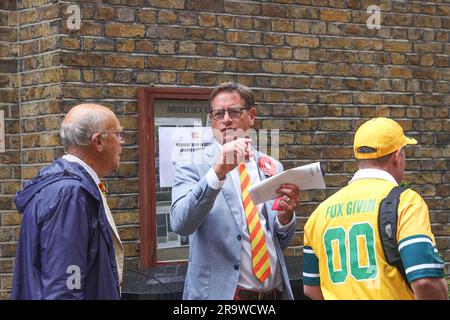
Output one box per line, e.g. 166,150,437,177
60,108,108,152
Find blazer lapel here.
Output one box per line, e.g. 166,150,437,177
254,151,276,231
203,143,219,168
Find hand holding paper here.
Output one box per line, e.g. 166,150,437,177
249,162,326,205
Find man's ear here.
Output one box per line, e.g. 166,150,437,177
393,148,403,166
91,133,104,152
249,107,257,125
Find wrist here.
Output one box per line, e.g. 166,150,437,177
278,212,293,225
213,164,227,181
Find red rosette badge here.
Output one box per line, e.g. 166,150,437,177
258,156,276,177
258,156,282,210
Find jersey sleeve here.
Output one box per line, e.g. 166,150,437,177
397,190,445,283
303,218,321,286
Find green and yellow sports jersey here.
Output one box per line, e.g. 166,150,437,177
303,177,445,300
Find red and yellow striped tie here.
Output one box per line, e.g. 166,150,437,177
239,162,271,283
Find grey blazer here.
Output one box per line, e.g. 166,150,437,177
170,144,296,300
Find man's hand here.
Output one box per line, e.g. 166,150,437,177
213,138,253,180
275,183,300,225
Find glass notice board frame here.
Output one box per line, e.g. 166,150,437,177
137,87,211,267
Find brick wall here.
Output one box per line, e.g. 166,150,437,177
0,0,20,299
0,0,449,298
0,0,63,298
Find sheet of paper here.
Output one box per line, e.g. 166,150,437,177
158,126,214,187
248,162,326,204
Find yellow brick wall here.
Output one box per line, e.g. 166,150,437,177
0,0,449,299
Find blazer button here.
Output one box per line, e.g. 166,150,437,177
234,264,239,270
237,235,241,241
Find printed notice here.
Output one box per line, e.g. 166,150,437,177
158,126,214,188
0,110,5,153
249,162,326,204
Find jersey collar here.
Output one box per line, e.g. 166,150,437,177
349,168,398,185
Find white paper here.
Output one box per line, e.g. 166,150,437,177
248,162,326,204
158,126,214,187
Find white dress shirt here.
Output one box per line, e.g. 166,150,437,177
205,150,295,291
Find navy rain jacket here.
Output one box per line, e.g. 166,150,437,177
12,158,120,300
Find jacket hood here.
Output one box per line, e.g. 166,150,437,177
14,158,101,213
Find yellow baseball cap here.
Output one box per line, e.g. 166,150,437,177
354,117,417,160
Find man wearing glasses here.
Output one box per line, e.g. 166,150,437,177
12,104,124,299
171,82,301,300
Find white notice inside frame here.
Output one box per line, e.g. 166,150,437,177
158,126,214,188
0,110,4,153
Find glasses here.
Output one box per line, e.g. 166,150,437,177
100,131,125,142
209,106,251,121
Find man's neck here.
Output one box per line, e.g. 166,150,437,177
66,149,105,179
358,163,399,183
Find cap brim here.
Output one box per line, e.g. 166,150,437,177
405,136,417,145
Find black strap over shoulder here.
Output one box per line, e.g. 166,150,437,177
378,185,410,287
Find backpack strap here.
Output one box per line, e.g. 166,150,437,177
378,185,410,287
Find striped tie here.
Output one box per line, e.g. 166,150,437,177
239,163,271,283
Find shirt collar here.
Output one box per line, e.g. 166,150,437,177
62,154,101,185
349,168,398,185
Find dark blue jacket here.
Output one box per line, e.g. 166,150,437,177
12,159,120,300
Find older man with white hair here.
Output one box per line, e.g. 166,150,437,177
12,104,124,300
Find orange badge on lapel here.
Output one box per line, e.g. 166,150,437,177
98,182,107,196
